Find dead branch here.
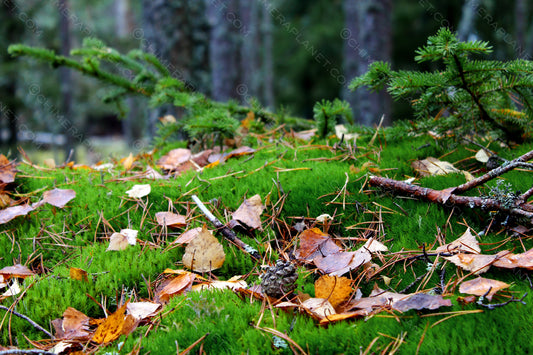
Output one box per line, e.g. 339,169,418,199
0,305,53,339
192,195,261,261
369,176,533,223
0,350,55,355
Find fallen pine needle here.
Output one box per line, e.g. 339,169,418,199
254,325,308,355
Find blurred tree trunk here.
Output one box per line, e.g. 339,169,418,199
261,3,274,109
343,0,392,126
514,0,528,58
141,0,209,136
208,0,242,102
59,0,75,160
0,0,23,149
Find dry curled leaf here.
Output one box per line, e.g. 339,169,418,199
157,148,192,171
157,272,196,303
172,227,202,244
0,204,34,224
444,253,497,274
295,228,340,261
435,228,481,254
61,307,91,339
126,302,161,321
232,194,265,230
41,188,76,208
155,211,187,228
182,225,225,273
459,277,509,301
0,154,16,184
314,249,371,276
106,230,137,251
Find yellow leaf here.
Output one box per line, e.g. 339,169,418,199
182,225,225,273
92,303,128,344
69,267,88,282
123,153,134,171
314,275,353,308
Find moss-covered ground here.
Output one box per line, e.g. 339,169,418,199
1,127,532,354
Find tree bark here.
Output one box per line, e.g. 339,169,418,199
343,0,392,126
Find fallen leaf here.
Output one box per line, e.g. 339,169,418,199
318,310,367,325
157,272,196,303
125,184,151,198
225,146,255,160
412,157,460,176
182,225,225,273
0,191,13,209
444,253,497,274
144,166,164,180
295,228,340,261
192,278,247,292
0,264,35,279
120,229,138,245
335,124,359,140
363,238,388,253
493,249,533,270
314,275,353,308
435,228,481,254
232,194,265,230
69,267,88,282
92,303,128,344
41,188,76,208
122,153,134,171
0,204,34,224
0,154,16,183
155,211,187,228
459,277,509,301
392,293,452,312
301,298,336,319
292,129,317,141
157,148,192,171
475,149,490,163
62,307,91,339
172,227,202,244
314,249,371,276
126,302,161,320
107,232,134,251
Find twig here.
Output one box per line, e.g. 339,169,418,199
192,195,261,261
453,149,533,194
0,350,55,355
477,292,527,310
0,305,52,339
399,274,426,294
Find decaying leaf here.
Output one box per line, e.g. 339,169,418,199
125,184,151,198
392,293,452,312
363,238,388,253
232,194,265,230
0,191,13,209
182,225,225,273
61,307,91,339
0,264,35,279
459,277,509,301
41,188,76,208
172,227,202,244
192,276,247,292
314,275,353,308
92,303,129,344
69,267,88,282
475,149,490,163
295,228,340,261
444,253,497,274
155,211,187,228
0,154,16,184
291,129,317,141
314,249,371,276
157,148,192,171
106,229,137,251
412,157,473,181
435,228,481,254
126,302,161,321
225,146,255,160
302,298,336,319
157,272,196,303
493,249,533,270
0,204,34,224
122,153,134,171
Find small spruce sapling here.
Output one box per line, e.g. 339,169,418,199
351,27,533,142
313,98,353,138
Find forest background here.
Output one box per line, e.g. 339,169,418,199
1,0,532,163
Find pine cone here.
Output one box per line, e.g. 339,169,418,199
260,260,298,298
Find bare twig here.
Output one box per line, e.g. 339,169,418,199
192,195,261,261
0,350,55,355
0,305,52,338
477,292,528,310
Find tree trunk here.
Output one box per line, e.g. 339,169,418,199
343,0,392,126
59,0,75,160
514,0,528,58
457,0,479,42
261,2,274,109
141,0,209,135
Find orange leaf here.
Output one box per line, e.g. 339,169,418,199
155,211,187,228
459,277,509,301
122,153,134,171
69,267,88,282
157,148,192,171
295,228,340,261
61,307,91,340
314,275,353,308
231,194,265,230
157,272,196,303
92,303,128,344
0,154,16,183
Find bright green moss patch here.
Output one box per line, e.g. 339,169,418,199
1,128,532,353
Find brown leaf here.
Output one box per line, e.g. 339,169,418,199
314,275,353,308
232,194,265,230
493,249,533,270
122,153,134,171
62,307,91,340
459,277,510,301
0,204,34,224
191,149,214,167
0,154,16,184
412,157,460,176
41,188,76,208
301,298,336,320
157,148,192,171
172,227,202,244
435,228,481,254
444,253,497,274
314,249,371,276
157,272,196,303
318,310,367,325
182,225,225,272
155,211,187,228
0,264,35,279
295,228,340,261
225,146,255,160
92,303,128,344
69,267,88,282
392,293,452,312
